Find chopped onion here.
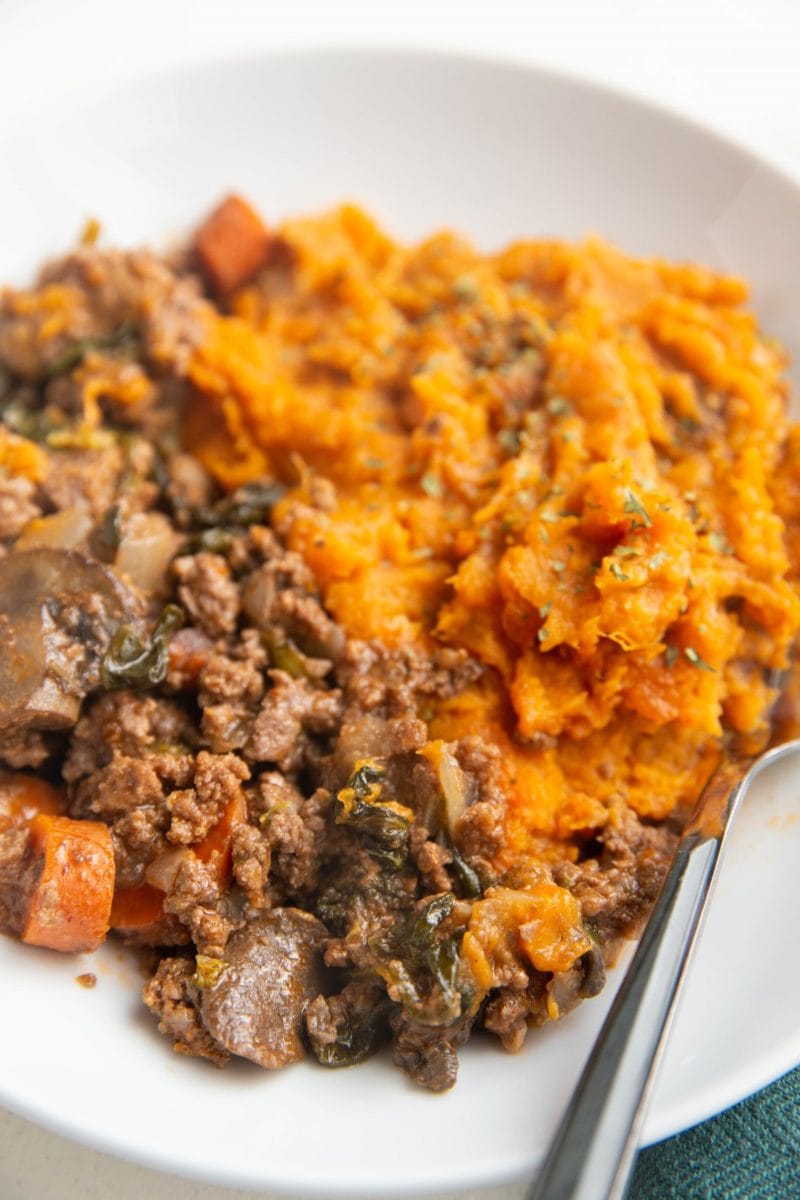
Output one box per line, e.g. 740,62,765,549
115,511,178,596
418,739,468,834
145,846,189,892
16,506,93,551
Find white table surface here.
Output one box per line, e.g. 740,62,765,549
1,1,799,1196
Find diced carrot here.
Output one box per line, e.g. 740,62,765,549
0,771,65,830
110,882,165,931
21,815,115,954
193,789,247,889
194,194,271,294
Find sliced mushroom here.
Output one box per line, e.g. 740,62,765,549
0,548,138,732
199,908,329,1068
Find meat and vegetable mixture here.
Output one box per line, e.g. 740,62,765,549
1,196,799,1090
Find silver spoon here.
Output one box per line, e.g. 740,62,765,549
528,735,800,1200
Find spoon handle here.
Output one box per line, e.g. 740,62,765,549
527,743,796,1200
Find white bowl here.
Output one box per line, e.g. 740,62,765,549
1,48,800,1197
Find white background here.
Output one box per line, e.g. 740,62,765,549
1,1,799,1198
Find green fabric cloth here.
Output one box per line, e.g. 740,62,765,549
629,1066,800,1199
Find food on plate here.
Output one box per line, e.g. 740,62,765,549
1,196,798,1089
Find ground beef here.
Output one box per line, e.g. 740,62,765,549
142,955,229,1067
337,641,483,714
165,452,215,511
64,692,196,781
64,693,198,886
260,783,331,898
200,705,252,754
553,804,677,958
239,528,318,623
161,853,235,957
173,552,241,637
32,247,208,381
452,736,507,876
231,823,272,908
246,671,342,772
390,1009,475,1093
84,756,167,818
275,589,345,662
43,447,125,521
483,986,534,1053
111,805,171,888
0,729,52,769
167,751,249,846
0,474,40,541
0,823,30,933
483,944,606,1053
409,826,453,894
198,653,264,754
199,653,264,706
250,771,305,820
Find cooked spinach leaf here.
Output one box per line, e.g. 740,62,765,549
100,603,184,690
375,894,468,1025
446,840,483,899
188,481,285,532
334,759,412,868
310,999,393,1068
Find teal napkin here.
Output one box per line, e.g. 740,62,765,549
630,1066,800,1199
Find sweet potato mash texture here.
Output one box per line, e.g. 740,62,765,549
187,205,800,867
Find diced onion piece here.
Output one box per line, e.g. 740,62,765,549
115,511,178,595
16,506,93,551
144,846,189,892
418,739,468,834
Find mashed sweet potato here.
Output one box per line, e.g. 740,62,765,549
186,204,800,866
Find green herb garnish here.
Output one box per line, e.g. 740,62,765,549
684,647,715,672
623,489,652,527
708,531,732,554
420,473,443,498
546,396,572,417
453,276,479,303
497,429,521,455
